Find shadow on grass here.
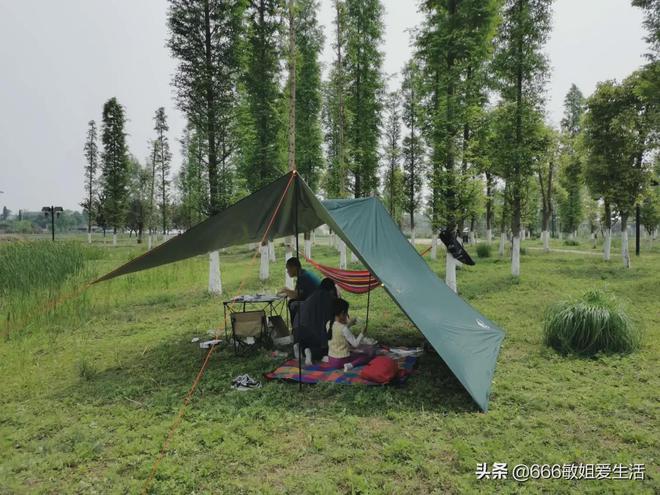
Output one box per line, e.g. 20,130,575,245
59,334,479,418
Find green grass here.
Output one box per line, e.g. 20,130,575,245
543,290,641,356
475,242,492,258
0,235,658,494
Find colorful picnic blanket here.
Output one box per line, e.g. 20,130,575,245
264,347,419,386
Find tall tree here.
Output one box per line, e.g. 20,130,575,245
81,120,99,243
632,0,660,60
168,0,243,214
583,75,656,267
492,0,552,276
153,107,172,235
241,0,285,193
100,97,130,246
382,91,403,220
322,0,349,199
126,156,150,243
418,0,501,290
400,60,425,246
535,125,559,252
177,124,208,230
344,0,385,197
558,84,585,239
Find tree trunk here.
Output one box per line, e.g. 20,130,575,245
410,225,416,246
431,230,438,260
112,231,117,246
499,232,506,257
591,232,597,249
287,0,296,172
269,239,276,262
445,252,457,293
542,230,550,252
339,239,347,269
259,242,269,280
304,231,312,259
87,232,92,244
285,239,294,289
148,234,153,250
486,229,492,243
621,215,630,268
208,250,222,295
511,235,521,277
603,200,612,261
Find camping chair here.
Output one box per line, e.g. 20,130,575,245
230,310,266,355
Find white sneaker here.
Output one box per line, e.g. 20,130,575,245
343,363,353,372
304,348,313,366
321,356,329,363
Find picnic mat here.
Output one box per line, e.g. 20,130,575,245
264,346,420,386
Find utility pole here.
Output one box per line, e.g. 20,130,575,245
42,206,63,241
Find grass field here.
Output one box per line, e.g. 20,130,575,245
0,235,658,494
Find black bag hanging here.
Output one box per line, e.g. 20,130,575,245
439,229,476,266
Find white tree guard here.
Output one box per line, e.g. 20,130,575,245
511,235,521,277
208,250,222,295
542,230,550,252
339,239,347,269
622,230,630,268
305,238,312,259
259,244,269,280
269,240,276,262
604,228,611,261
445,252,457,293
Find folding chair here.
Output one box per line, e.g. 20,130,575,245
230,310,266,355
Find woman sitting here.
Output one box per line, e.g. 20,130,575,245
325,298,373,372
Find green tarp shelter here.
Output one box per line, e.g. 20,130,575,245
95,171,505,411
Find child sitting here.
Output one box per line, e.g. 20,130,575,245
325,298,373,372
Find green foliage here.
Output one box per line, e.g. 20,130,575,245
543,290,641,356
240,0,286,192
583,74,655,224
81,120,99,233
100,97,130,232
168,0,244,213
382,91,404,221
344,0,385,197
563,239,579,246
152,107,172,234
475,242,492,258
294,0,325,192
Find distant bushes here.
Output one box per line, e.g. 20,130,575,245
476,243,492,258
564,239,580,246
543,290,641,356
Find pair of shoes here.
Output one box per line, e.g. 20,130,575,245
343,363,354,372
231,374,262,391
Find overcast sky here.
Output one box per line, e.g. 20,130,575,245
0,0,648,212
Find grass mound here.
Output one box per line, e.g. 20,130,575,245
476,242,492,258
543,290,641,356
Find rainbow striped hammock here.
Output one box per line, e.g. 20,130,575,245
303,256,380,294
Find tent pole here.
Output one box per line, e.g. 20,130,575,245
294,173,302,391
365,273,372,334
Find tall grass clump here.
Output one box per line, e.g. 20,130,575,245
476,243,492,258
543,290,641,356
0,241,98,336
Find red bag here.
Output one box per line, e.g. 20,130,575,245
359,356,399,383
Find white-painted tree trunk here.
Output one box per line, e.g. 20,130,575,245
603,228,611,261
498,232,506,256
351,251,358,263
542,230,550,253
269,240,276,262
339,239,347,269
622,230,630,268
147,234,153,250
285,242,294,289
305,238,312,259
208,250,222,295
410,226,416,246
468,231,476,245
431,234,438,260
445,252,457,293
259,244,269,280
87,232,92,244
511,235,521,277
486,229,492,243
112,233,117,246
559,232,563,240
568,231,574,241
312,230,316,246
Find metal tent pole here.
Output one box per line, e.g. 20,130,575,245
365,273,372,334
294,173,302,391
